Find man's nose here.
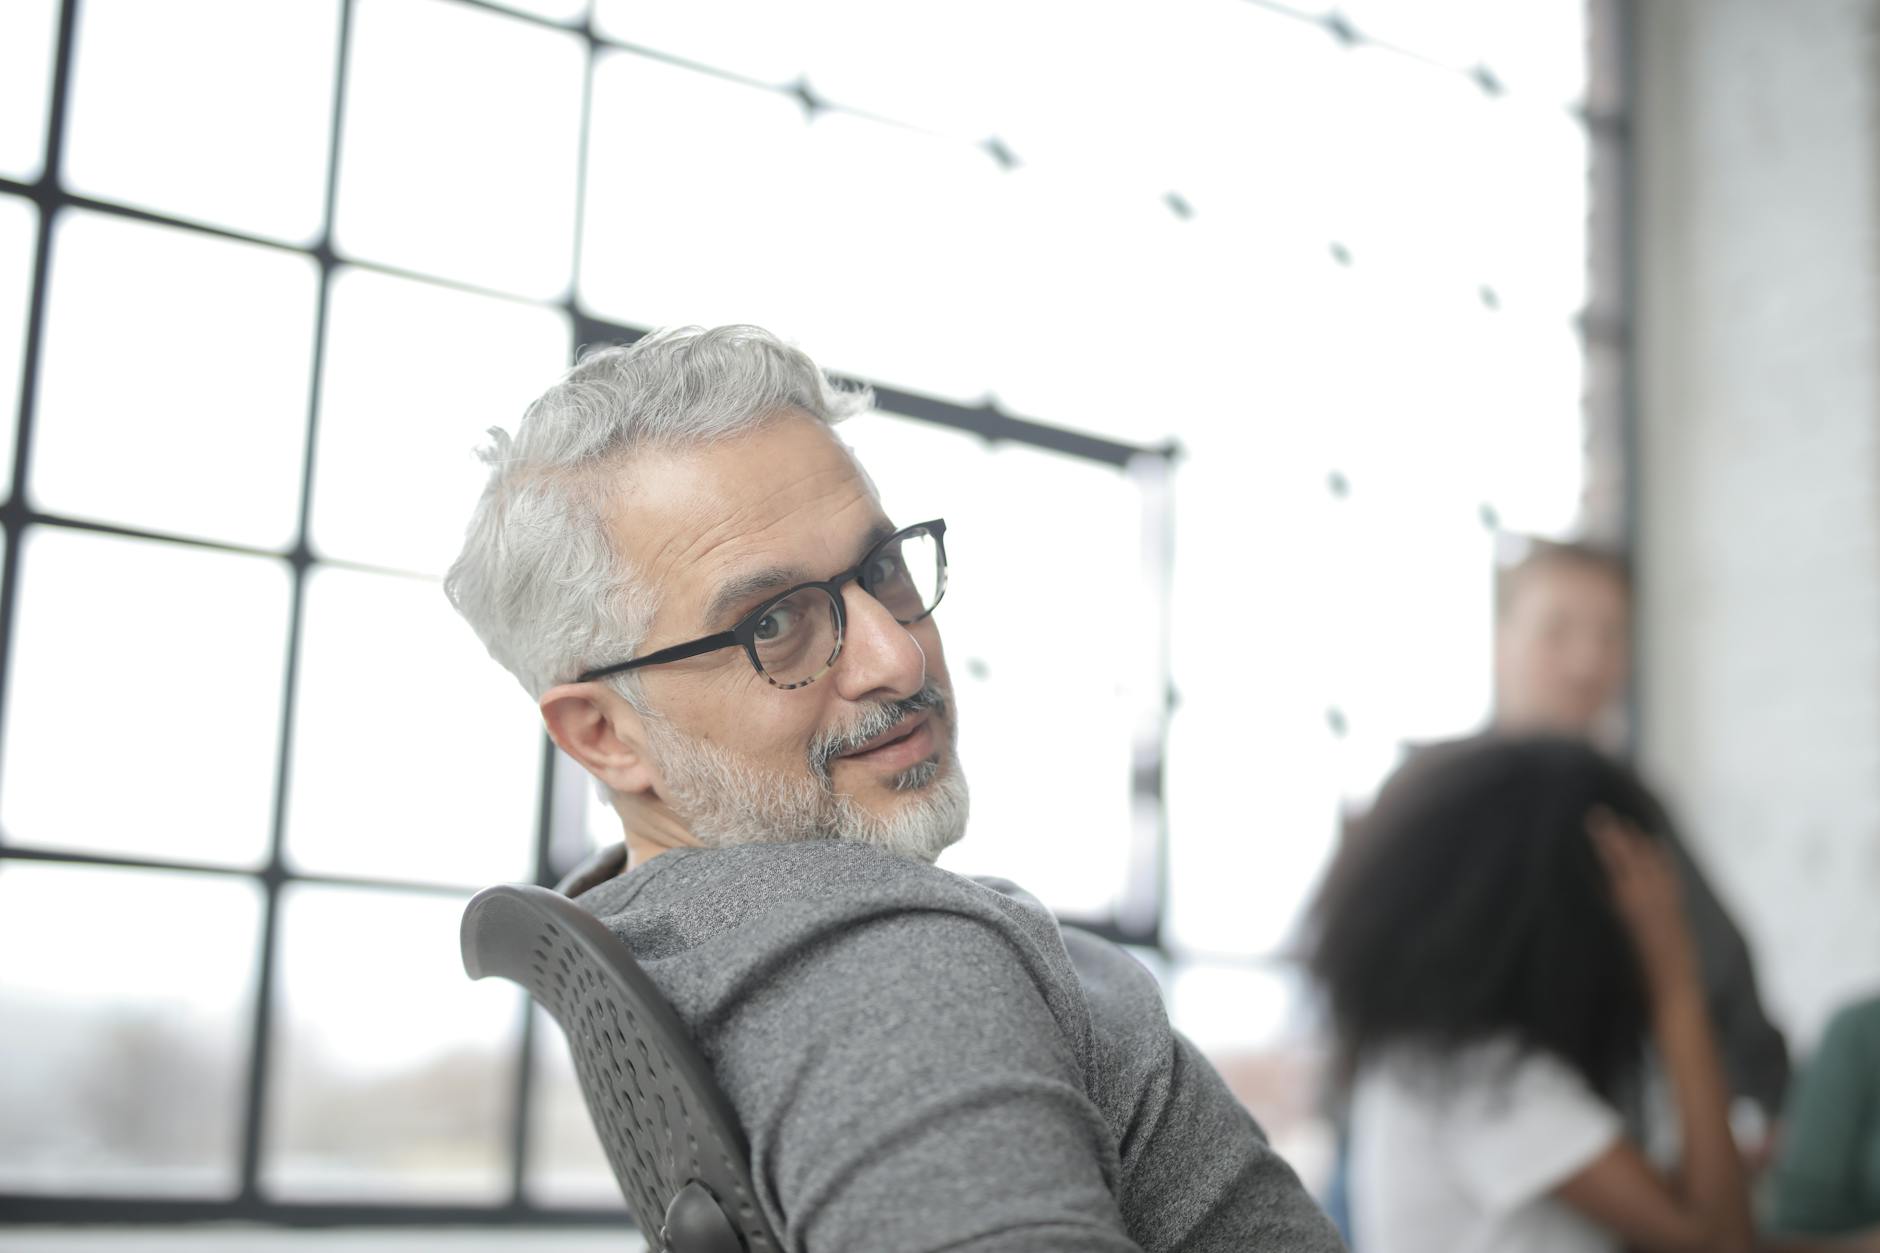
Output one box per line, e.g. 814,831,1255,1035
832,581,926,703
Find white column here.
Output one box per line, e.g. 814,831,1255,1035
1633,0,1880,1050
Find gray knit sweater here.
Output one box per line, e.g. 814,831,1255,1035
576,840,1344,1253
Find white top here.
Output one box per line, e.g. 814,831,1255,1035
1350,1037,1625,1253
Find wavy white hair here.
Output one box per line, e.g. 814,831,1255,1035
443,325,874,707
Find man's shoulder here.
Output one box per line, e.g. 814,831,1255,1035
578,842,1093,1061
579,839,1063,964
609,838,995,904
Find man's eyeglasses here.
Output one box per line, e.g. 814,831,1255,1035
576,520,948,691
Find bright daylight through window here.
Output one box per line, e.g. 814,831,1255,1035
0,0,1597,1224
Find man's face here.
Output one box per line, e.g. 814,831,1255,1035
1493,561,1630,736
610,412,966,859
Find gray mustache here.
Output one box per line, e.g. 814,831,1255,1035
810,684,947,776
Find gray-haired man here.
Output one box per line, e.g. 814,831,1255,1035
446,325,1342,1252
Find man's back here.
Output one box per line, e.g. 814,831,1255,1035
577,840,1342,1253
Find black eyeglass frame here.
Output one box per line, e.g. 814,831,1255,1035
574,519,948,690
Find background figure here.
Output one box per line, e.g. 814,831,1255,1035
1320,540,1791,1246
1311,735,1756,1253
1490,539,1790,1127
1768,991,1880,1238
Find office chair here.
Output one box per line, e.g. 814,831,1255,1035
462,882,780,1252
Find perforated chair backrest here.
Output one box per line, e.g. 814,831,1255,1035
461,883,780,1253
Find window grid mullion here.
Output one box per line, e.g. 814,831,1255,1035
233,0,358,1206
0,0,82,835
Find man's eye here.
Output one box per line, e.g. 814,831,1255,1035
753,605,796,642
867,554,905,585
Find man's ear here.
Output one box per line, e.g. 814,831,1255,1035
539,682,662,797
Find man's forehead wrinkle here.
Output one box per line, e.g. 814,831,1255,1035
629,493,883,638
722,454,873,522
606,420,890,639
634,501,746,622
693,488,881,585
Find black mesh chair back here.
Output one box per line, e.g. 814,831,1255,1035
461,883,780,1253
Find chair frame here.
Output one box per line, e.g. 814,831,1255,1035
461,883,778,1252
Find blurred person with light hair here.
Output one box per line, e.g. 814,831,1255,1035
1492,539,1635,746
444,325,1343,1253
1489,537,1789,1129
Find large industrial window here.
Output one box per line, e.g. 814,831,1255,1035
0,0,1611,1226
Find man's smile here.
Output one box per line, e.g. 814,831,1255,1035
835,711,936,771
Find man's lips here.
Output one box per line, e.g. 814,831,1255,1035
835,712,936,770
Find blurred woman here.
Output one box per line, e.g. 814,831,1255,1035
1308,736,1805,1253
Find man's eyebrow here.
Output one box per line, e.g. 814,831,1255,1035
702,522,900,626
704,565,808,627
858,518,897,556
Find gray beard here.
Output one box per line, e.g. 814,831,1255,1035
642,683,969,862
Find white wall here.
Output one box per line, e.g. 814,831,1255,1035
1634,0,1880,1052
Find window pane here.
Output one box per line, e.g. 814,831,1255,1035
795,0,1070,143
1477,1,1587,106
1314,503,1496,793
524,1004,628,1210
0,528,290,866
285,566,541,885
335,0,585,299
874,0,1164,180
1023,4,1339,238
1157,390,1364,954
484,0,589,23
0,861,263,1196
580,53,807,335
262,884,520,1202
31,211,319,548
1340,0,1586,104
0,0,58,181
63,0,341,244
780,113,999,405
1333,49,1492,289
310,267,570,575
976,166,1193,443
1467,315,1587,538
590,0,804,83
1165,703,1342,961
830,411,984,536
1304,284,1501,771
1336,0,1497,74
931,442,1141,920
0,194,36,499
1477,107,1591,321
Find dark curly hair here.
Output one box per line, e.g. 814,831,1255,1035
1308,734,1659,1102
